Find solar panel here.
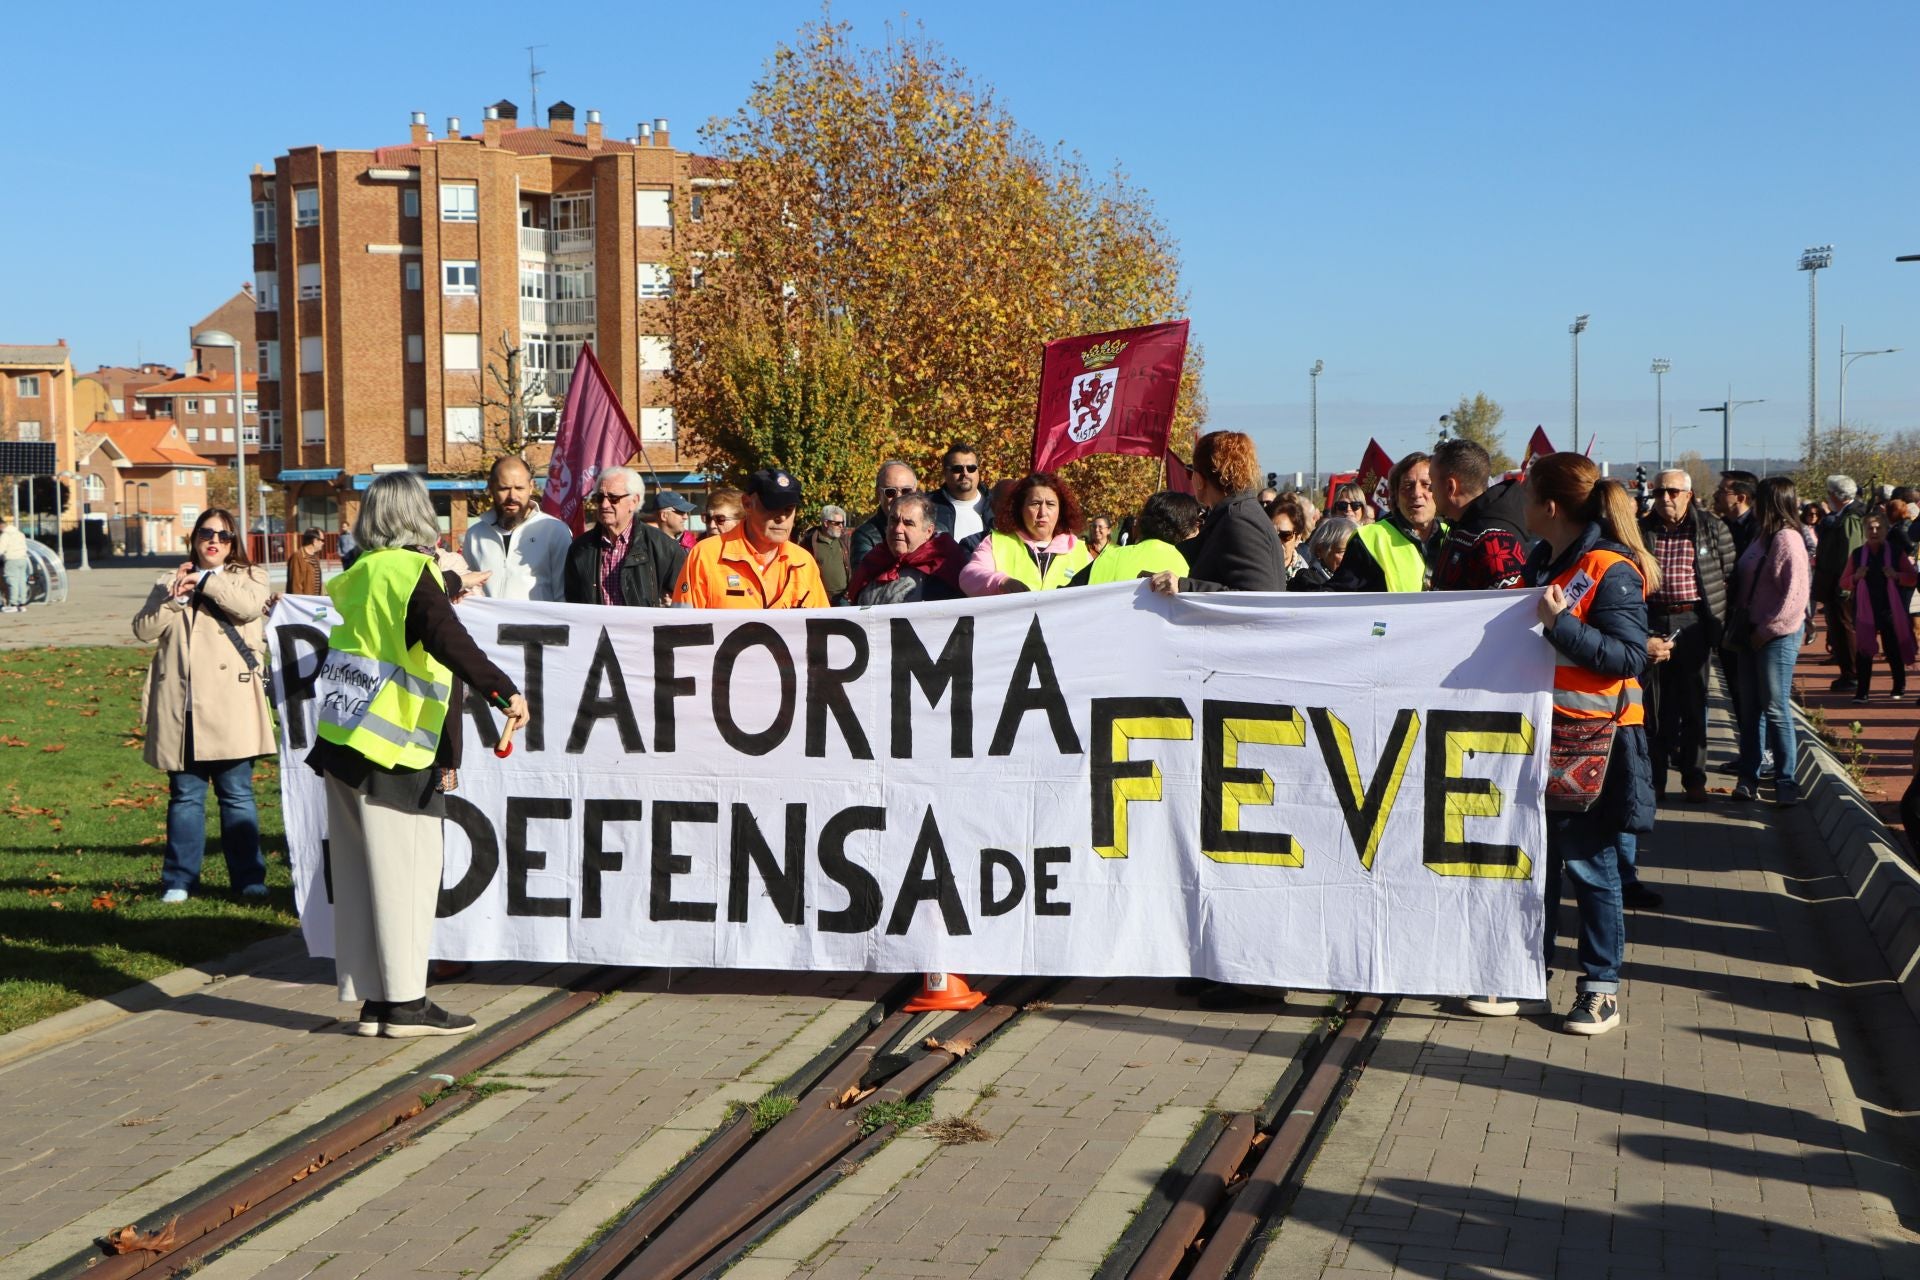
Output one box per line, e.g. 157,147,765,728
0,442,56,476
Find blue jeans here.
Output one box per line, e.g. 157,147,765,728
164,759,264,892
1544,815,1626,993
1735,632,1801,801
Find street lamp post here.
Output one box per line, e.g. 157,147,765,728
58,471,88,571
1798,244,1833,465
194,329,248,559
1569,315,1590,437
1835,323,1899,441
1700,394,1765,475
1650,358,1671,467
1308,360,1324,495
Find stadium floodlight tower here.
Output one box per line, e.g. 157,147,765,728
1798,244,1833,464
1308,360,1324,493
1650,359,1671,466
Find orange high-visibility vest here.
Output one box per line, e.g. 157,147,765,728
1550,548,1646,726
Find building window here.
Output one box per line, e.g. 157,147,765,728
640,407,675,444
17,420,42,441
222,428,235,442
294,186,319,227
17,375,41,397
301,409,325,444
407,335,423,363
443,260,479,295
691,193,705,223
444,406,482,443
639,335,672,372
405,261,422,291
637,263,670,299
253,200,277,243
409,407,425,437
184,398,201,414
84,473,105,500
258,341,279,380
440,182,478,223
443,333,480,370
180,505,200,525
243,397,257,414
259,410,282,447
255,271,278,310
636,189,672,229
403,188,420,218
300,335,323,369
185,428,199,442
298,262,322,300
176,468,188,483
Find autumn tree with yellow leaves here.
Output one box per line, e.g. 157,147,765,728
671,20,1202,520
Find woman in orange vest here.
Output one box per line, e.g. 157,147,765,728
1523,453,1659,1036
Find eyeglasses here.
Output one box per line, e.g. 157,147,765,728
947,463,978,474
590,492,632,505
882,486,918,499
1653,487,1687,497
196,529,235,543
1331,501,1364,513
707,512,740,524
824,518,844,526
1277,529,1299,541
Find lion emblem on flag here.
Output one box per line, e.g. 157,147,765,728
1068,368,1119,443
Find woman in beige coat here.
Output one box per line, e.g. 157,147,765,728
132,508,276,903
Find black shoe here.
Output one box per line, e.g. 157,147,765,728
380,998,477,1038
1563,991,1620,1035
1623,883,1664,911
1852,694,1869,704
351,1000,390,1037
1830,677,1857,692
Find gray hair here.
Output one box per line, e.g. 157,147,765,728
892,492,937,527
596,465,645,501
875,459,916,490
355,471,441,551
819,504,846,522
1303,516,1358,569
1655,469,1691,491
1828,474,1858,502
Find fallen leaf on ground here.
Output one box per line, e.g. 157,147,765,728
41,744,66,754
91,893,118,911
0,736,26,747
103,1218,178,1254
924,1036,976,1056
118,1115,164,1128
6,803,54,817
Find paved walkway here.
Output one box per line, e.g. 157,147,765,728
0,564,294,650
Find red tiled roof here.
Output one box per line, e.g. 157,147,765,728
91,419,218,468
133,372,258,398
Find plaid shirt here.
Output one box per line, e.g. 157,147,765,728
598,524,634,605
1649,526,1699,606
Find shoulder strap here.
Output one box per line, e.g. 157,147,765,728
194,577,260,674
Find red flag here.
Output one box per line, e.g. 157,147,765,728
1355,439,1396,519
1164,450,1196,496
1520,426,1556,475
1032,320,1190,473
542,343,640,535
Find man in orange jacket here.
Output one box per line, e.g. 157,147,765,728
673,469,829,609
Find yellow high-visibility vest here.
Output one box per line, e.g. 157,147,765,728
315,549,455,771
989,531,1091,591
1088,539,1188,584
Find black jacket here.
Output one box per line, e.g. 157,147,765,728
1639,504,1737,641
1723,509,1757,557
1528,524,1655,836
1177,490,1287,592
563,522,687,607
928,487,994,550
1330,512,1448,592
1433,480,1532,592
849,510,887,566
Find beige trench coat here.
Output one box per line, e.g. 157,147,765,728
132,565,276,771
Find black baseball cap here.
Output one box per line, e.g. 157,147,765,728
743,468,803,511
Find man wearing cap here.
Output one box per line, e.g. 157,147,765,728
674,469,830,609
562,465,686,607
463,456,571,601
641,490,700,551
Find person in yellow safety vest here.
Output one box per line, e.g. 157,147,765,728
958,470,1093,595
1333,451,1449,591
307,471,528,1041
1070,490,1204,586
1464,452,1658,1038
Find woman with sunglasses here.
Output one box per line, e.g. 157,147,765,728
701,487,743,540
132,509,275,903
1329,482,1373,526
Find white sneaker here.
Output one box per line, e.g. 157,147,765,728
1462,995,1552,1017
160,888,189,904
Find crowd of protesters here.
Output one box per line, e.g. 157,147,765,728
131,424,1902,1041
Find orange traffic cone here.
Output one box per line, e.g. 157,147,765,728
904,972,987,1012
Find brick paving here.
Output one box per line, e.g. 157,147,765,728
1795,616,1917,852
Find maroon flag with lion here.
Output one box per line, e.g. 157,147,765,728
1032,321,1190,473
1355,438,1397,519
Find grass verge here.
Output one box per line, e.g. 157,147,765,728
0,647,296,1035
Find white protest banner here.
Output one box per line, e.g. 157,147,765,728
268,585,1554,997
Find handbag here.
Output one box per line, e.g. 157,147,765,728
1545,688,1630,813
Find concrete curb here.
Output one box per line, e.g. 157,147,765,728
1793,707,1920,1021
0,929,310,1071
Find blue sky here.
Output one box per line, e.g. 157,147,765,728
4,1,1916,476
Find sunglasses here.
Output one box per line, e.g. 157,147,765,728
1277,529,1299,541
883,486,918,499
196,528,235,543
1331,501,1364,513
947,463,978,474
1653,487,1686,497
707,512,740,524
590,492,632,505
824,519,845,526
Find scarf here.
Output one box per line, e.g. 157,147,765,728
846,533,966,602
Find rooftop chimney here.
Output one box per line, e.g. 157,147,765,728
491,98,519,125
410,110,428,145
446,116,462,140
548,100,575,134
639,122,653,147
482,105,502,146
653,117,670,148
585,109,603,150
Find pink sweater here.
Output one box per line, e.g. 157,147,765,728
1732,528,1811,642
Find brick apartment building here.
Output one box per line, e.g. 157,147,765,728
1,341,77,523
72,419,216,555
74,363,179,424
132,370,261,460
254,99,720,535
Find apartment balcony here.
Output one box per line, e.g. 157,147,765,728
518,226,595,255
520,297,597,327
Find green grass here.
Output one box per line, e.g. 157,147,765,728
858,1097,933,1137
0,647,297,1035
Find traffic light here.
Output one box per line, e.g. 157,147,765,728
1634,464,1647,491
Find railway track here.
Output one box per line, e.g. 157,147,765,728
42,979,1392,1280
